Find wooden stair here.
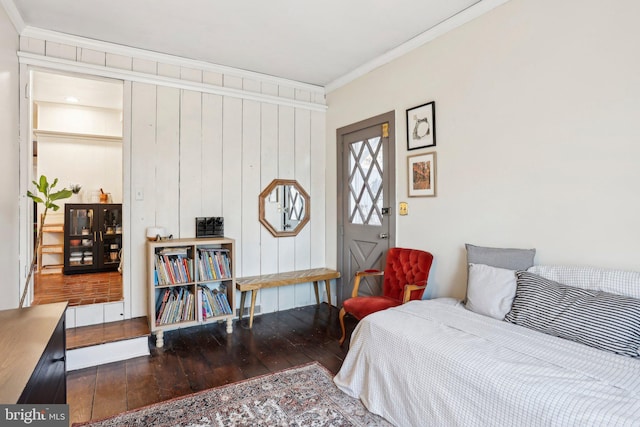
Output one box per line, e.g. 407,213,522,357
66,317,151,370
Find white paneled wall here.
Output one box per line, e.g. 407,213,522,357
19,34,327,319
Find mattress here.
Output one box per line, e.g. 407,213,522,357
334,298,640,427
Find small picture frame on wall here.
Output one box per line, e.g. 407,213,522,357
406,101,436,150
408,152,436,197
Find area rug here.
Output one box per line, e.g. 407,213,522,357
74,362,391,426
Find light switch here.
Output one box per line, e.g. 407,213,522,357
135,188,144,201
399,202,408,216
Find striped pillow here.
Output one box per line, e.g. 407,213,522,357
505,271,640,358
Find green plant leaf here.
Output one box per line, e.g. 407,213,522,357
38,175,48,193
50,189,73,201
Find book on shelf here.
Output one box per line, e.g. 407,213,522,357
155,287,195,325
197,248,232,281
199,285,233,318
154,253,194,286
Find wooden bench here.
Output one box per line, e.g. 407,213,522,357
236,267,341,328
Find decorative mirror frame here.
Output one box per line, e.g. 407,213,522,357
259,179,310,237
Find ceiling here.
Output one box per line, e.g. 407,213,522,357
11,0,486,88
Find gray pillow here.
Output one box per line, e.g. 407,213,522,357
465,243,535,271
505,271,640,358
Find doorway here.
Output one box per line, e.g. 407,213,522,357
29,70,124,307
336,111,396,305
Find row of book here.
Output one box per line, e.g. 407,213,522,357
197,248,232,280
155,287,195,325
197,285,233,320
154,247,194,285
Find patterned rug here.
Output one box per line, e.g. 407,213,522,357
74,362,391,426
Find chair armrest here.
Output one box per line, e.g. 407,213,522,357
352,270,384,298
402,281,427,303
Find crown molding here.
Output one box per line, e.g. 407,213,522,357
18,52,327,112
20,26,325,95
325,0,512,93
0,0,25,33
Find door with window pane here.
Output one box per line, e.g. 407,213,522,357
337,112,395,304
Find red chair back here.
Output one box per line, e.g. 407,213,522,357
383,247,434,302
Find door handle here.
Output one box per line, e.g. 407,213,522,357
378,233,389,239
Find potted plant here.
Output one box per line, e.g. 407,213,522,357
20,176,72,308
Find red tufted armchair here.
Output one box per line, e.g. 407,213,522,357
339,247,434,345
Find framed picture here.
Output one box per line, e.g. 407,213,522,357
406,101,436,150
408,152,437,197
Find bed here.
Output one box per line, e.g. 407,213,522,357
334,261,640,426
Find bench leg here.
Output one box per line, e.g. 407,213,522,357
313,281,320,305
249,290,258,329
313,280,333,307
239,291,247,321
325,279,332,308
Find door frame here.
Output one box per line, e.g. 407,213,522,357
18,65,130,315
336,111,396,306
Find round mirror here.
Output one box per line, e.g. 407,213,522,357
259,179,310,237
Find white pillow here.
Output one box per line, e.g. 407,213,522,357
527,265,640,299
465,263,517,320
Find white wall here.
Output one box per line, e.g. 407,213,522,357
326,0,640,299
17,33,327,319
36,101,122,137
0,6,20,309
36,132,123,204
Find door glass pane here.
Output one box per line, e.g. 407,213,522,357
68,207,94,267
348,136,383,226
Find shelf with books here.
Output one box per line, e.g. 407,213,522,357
147,237,236,348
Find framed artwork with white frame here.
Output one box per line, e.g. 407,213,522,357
408,151,437,197
406,101,436,150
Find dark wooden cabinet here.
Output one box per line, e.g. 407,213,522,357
64,203,122,274
0,302,67,404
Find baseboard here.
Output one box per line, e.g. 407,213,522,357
66,336,150,371
236,305,261,317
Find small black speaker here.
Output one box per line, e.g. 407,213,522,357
196,217,224,238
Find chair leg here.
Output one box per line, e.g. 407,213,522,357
338,307,347,346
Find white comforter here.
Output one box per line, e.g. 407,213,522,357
334,298,640,427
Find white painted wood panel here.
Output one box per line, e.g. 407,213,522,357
19,34,327,323
78,48,105,66
310,110,326,268
277,104,295,310
155,86,180,236
181,67,202,83
129,82,157,318
158,63,180,79
179,90,203,237
259,102,279,270
222,97,243,275
258,102,280,314
45,41,76,60
19,37,45,55
242,99,261,278
294,108,312,306
106,53,132,70
121,80,133,318
132,58,156,74
201,93,223,216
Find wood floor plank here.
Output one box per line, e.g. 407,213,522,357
91,362,127,420
67,366,97,426
67,304,351,425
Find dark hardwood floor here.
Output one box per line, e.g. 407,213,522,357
67,303,358,425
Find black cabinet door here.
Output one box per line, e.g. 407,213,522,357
64,203,122,274
18,314,66,404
